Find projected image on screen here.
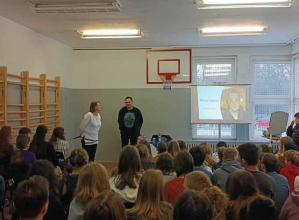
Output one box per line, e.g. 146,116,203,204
191,85,251,124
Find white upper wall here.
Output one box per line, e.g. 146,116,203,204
72,45,292,89
0,16,73,88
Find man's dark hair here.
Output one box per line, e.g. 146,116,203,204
14,175,49,219
238,143,259,166
216,141,227,148
294,112,299,118
125,96,133,101
262,153,279,172
18,127,31,135
189,146,206,167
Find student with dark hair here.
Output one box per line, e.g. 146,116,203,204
11,134,36,166
167,140,180,158
173,190,214,220
154,141,167,161
118,97,143,147
212,141,227,163
127,170,173,220
212,148,243,192
27,160,66,220
0,126,14,171
109,145,142,204
261,153,289,214
18,127,32,140
135,144,155,171
199,142,214,172
226,170,276,220
14,176,49,220
49,127,69,159
177,140,187,151
213,146,226,170
189,146,212,179
155,152,176,183
164,151,193,204
287,112,299,147
80,101,102,161
280,150,299,192
238,143,276,199
83,191,126,220
29,125,58,167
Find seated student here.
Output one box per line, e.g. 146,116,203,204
276,136,294,171
173,190,214,220
109,145,142,205
164,151,193,204
238,143,276,200
177,140,187,151
60,148,89,215
212,141,228,163
154,142,167,161
49,127,70,159
29,125,59,167
189,146,212,179
14,176,49,220
199,142,214,172
212,146,226,170
184,171,228,220
226,170,276,220
127,170,173,220
0,126,14,175
18,127,32,140
83,191,126,220
212,147,243,192
138,139,153,159
69,162,110,220
261,153,290,214
279,176,299,220
280,150,299,192
259,144,273,154
135,144,155,171
286,112,299,147
155,152,176,183
11,135,36,166
167,140,180,158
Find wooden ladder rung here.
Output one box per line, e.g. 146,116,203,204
47,79,56,83
47,109,59,112
7,81,26,86
7,118,26,122
7,73,24,79
29,103,42,106
29,77,42,81
0,80,5,83
12,125,25,129
7,104,25,107
46,115,59,118
29,116,44,120
29,110,45,113
47,103,58,105
28,123,44,127
7,111,26,114
29,84,44,87
0,119,4,122
47,85,59,88
0,112,4,114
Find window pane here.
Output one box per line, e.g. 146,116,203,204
195,124,233,137
254,62,291,96
195,63,233,84
254,104,289,138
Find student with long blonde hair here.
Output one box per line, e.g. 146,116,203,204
68,162,110,220
167,140,180,158
127,170,173,220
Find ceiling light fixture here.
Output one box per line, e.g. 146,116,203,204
198,26,267,37
77,29,143,39
195,0,293,9
27,1,122,13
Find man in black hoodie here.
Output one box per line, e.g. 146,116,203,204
118,97,143,147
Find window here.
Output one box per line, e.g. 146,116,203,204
251,57,291,140
192,57,236,139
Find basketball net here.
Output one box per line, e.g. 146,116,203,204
159,73,177,90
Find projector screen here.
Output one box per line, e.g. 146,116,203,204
191,85,251,124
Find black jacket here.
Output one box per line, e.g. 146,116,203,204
118,106,143,136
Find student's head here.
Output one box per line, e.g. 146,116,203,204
284,150,299,166
28,160,59,199
89,101,101,113
173,190,214,220
261,153,279,172
218,147,226,162
189,146,206,167
49,127,65,143
177,140,187,151
14,176,49,220
216,141,227,149
259,144,273,153
125,97,133,109
155,152,174,175
284,142,298,151
16,134,30,150
117,145,141,190
199,142,211,155
135,144,149,159
227,89,240,112
33,125,48,141
157,142,167,154
75,162,110,207
83,191,126,220
238,143,259,167
19,127,31,136
294,112,299,125
184,171,212,191
223,148,238,161
279,136,294,154
69,148,89,168
167,140,180,158
138,139,152,156
0,125,13,144
174,151,194,177
226,170,257,200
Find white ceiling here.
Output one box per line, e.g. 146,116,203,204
0,0,299,48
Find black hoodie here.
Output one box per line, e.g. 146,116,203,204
118,106,143,136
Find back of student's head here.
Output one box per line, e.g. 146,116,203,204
284,142,298,151
218,147,226,161
177,140,187,151
261,153,279,172
227,170,258,201
173,190,214,220
216,141,227,148
138,139,152,156
223,148,238,161
167,140,180,158
157,142,167,154
155,152,174,175
184,171,212,191
69,148,89,167
259,144,273,153
18,127,31,135
83,191,126,220
285,150,299,166
189,146,206,167
16,134,30,150
14,175,49,219
174,151,194,177
49,127,66,143
279,136,294,153
238,143,259,166
135,144,149,159
75,162,110,207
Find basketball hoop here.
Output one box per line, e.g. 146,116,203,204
159,73,177,90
